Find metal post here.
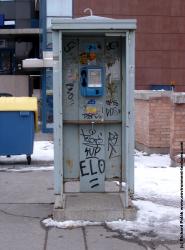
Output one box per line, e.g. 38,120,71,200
53,30,64,208
128,30,135,195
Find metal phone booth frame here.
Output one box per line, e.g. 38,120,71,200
51,15,136,220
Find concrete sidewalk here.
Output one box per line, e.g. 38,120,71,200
34,131,53,141
0,163,180,250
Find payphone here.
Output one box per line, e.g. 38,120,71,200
80,66,104,97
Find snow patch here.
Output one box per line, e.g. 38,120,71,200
106,200,179,241
0,166,54,172
135,166,180,202
0,141,54,163
135,150,170,168
43,218,102,228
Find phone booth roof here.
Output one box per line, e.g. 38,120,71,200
51,14,136,32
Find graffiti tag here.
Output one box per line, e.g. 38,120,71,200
80,128,105,189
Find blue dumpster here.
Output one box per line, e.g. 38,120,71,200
0,97,38,164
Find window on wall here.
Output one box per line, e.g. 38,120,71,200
0,49,14,74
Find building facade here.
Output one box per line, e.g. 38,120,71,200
74,0,185,92
40,0,72,132
0,0,40,97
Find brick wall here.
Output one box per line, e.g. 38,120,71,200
136,91,185,162
170,94,185,161
135,99,150,148
135,91,171,154
149,97,171,149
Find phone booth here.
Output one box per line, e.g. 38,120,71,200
52,13,136,221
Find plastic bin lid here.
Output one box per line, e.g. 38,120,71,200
0,97,38,130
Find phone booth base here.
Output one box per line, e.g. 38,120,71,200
53,193,136,222
52,15,136,221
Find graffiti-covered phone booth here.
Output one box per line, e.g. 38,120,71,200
52,13,136,221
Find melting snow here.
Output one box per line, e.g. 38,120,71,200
0,141,54,166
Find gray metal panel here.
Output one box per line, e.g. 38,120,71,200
51,19,137,31
124,30,136,198
104,37,121,121
63,124,80,179
53,30,63,195
121,37,126,184
63,38,79,121
127,31,135,194
79,125,105,192
124,32,130,198
63,38,79,60
105,124,121,179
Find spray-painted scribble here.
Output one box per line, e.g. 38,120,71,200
106,41,119,51
82,103,103,120
64,40,78,53
108,131,119,159
82,112,103,120
106,98,120,117
106,107,121,117
65,82,74,105
106,99,118,106
107,73,117,99
80,128,103,159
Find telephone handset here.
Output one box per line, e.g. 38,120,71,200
81,69,87,87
